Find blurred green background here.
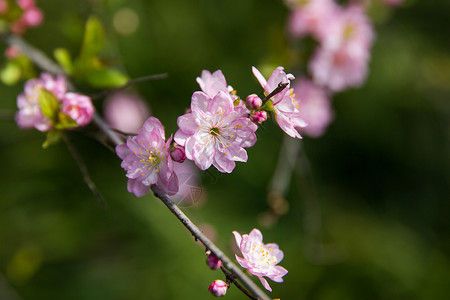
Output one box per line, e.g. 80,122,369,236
0,0,449,299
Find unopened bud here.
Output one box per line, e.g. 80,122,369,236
206,254,222,270
208,280,227,297
246,94,262,110
170,144,186,163
5,47,20,59
250,111,267,123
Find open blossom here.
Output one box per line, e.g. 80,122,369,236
15,73,67,131
309,5,374,91
116,117,178,197
233,229,288,292
252,66,307,138
174,90,257,173
294,78,334,137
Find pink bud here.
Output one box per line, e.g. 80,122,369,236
170,144,186,163
246,94,262,110
17,0,35,10
22,7,43,26
208,280,227,297
5,46,20,59
206,254,222,270
11,20,27,35
250,111,267,123
61,93,95,127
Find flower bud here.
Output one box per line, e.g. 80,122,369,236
250,111,267,123
23,7,43,26
208,280,227,297
246,94,262,110
206,254,222,270
61,93,95,127
5,47,20,59
170,144,186,163
0,1,8,14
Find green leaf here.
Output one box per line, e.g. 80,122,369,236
42,130,62,149
54,48,74,74
84,68,128,89
0,61,21,85
38,89,60,121
55,112,78,130
79,16,104,64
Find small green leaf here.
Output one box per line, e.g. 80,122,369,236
55,112,78,130
0,61,21,85
42,130,62,149
84,68,128,89
38,89,60,121
79,16,104,63
54,48,74,74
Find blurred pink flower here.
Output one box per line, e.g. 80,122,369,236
62,93,95,127
17,0,35,9
233,228,288,292
171,160,204,206
104,92,150,134
15,73,67,131
309,5,374,91
294,78,334,137
116,117,178,197
174,90,257,173
5,46,21,59
22,6,43,26
0,0,8,14
288,0,338,41
252,66,307,138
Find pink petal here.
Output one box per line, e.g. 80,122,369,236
177,113,198,135
211,91,233,116
235,255,249,269
248,228,263,244
191,91,211,112
116,143,132,159
232,231,242,248
252,66,267,90
258,277,272,292
127,178,150,197
213,152,236,173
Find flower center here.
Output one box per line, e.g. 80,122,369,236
147,152,161,166
210,127,220,137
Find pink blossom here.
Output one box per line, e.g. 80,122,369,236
15,73,67,131
288,0,338,41
116,117,178,197
294,78,334,137
5,46,21,59
252,66,307,138
233,228,288,292
309,5,374,91
61,93,95,127
174,91,257,173
208,280,227,297
196,70,229,99
104,92,150,134
22,6,43,26
17,0,35,9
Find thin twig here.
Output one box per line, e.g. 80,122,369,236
220,266,258,300
90,73,169,100
62,133,107,210
152,185,271,300
262,82,289,104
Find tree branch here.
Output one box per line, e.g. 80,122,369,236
3,33,273,300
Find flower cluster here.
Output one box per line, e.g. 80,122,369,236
115,66,306,197
0,0,44,35
15,73,94,132
233,228,288,292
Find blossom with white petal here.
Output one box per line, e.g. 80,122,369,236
252,66,307,138
233,228,288,292
174,91,257,173
116,117,178,197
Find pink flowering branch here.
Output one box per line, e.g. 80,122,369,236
3,34,273,300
